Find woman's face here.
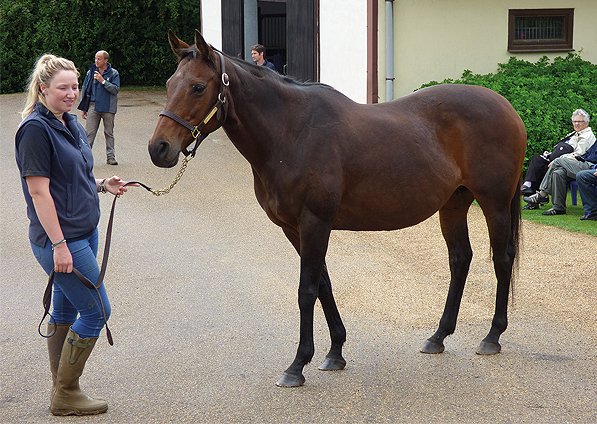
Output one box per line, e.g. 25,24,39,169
40,70,79,116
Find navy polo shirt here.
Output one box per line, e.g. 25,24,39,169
15,103,100,246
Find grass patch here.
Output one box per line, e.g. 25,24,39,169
521,191,597,237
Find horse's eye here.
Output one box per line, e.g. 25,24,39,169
192,84,206,94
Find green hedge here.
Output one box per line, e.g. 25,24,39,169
1,0,200,94
417,54,597,173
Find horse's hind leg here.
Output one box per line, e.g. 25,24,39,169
317,263,347,371
476,195,519,355
422,190,474,354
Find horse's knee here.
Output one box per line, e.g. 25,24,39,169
298,290,318,311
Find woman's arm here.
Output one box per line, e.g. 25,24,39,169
26,176,73,273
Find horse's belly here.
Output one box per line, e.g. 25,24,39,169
331,174,458,231
332,197,444,231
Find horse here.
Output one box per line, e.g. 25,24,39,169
149,30,527,387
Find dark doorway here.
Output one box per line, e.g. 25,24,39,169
286,0,317,82
222,0,317,82
257,1,286,74
222,0,244,58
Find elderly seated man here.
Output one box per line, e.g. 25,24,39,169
524,109,597,215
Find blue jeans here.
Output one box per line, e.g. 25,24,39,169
577,168,597,214
31,228,111,338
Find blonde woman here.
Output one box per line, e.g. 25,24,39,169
15,54,134,416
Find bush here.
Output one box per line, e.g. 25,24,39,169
0,0,200,93
417,54,597,173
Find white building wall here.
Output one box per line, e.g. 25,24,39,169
201,0,223,50
320,0,369,103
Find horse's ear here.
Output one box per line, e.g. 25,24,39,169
194,29,214,60
168,30,189,57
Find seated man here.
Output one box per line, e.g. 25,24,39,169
524,110,597,215
521,137,574,210
577,165,597,221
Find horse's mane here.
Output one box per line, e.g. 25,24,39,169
225,53,339,95
181,44,342,99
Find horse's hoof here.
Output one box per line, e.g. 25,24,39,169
276,372,305,387
318,357,346,371
476,340,501,355
421,338,445,354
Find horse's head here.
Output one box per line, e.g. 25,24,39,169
149,30,228,168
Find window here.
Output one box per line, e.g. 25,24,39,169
508,9,574,52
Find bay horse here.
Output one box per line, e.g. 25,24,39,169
149,30,527,387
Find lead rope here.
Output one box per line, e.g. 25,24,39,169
148,156,191,196
130,154,194,197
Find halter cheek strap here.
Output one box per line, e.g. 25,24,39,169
159,50,229,158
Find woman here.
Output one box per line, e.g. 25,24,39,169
15,54,134,416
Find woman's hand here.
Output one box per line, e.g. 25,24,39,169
104,176,140,197
53,243,73,273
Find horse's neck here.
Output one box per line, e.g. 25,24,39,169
222,69,295,167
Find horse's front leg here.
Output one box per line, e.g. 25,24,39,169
276,221,331,387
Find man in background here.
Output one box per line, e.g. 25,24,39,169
79,50,120,165
251,44,276,71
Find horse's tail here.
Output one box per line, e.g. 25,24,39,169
509,174,523,300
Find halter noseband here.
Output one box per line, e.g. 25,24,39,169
159,50,229,157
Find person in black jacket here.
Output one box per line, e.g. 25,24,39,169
576,166,597,221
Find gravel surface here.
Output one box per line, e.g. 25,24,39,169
1,90,596,423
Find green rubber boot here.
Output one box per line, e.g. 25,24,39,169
50,328,108,416
47,323,72,403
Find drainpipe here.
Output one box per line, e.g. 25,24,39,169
386,0,394,101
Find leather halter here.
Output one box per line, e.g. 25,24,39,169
159,50,229,157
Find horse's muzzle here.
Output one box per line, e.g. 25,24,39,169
148,138,179,168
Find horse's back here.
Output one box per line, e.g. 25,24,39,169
322,84,526,230
379,84,525,140
350,84,526,184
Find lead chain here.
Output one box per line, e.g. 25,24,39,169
149,155,193,196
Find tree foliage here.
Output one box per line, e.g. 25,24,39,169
418,54,597,172
1,0,200,93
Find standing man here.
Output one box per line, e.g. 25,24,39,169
251,44,276,71
78,50,120,165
